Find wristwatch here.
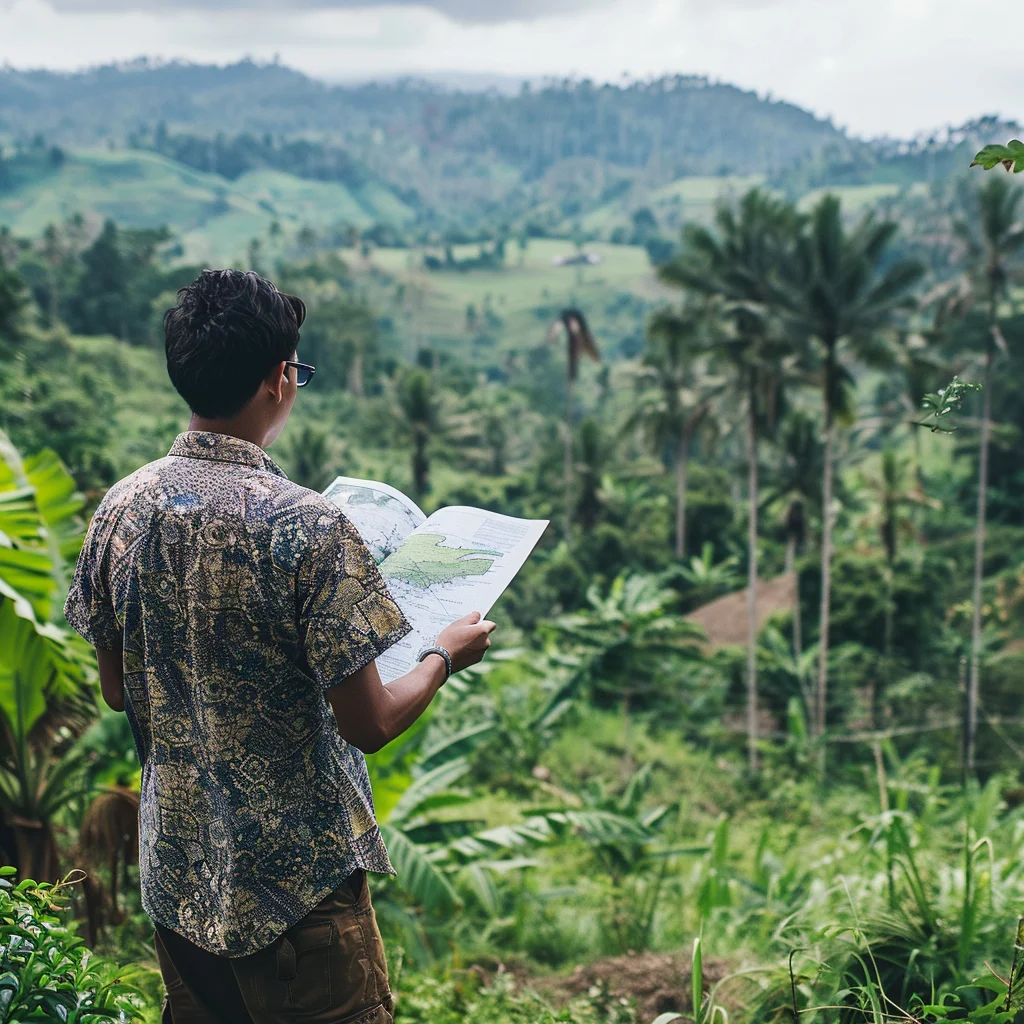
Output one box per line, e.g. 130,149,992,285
418,645,453,682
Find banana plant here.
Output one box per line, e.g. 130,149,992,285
368,707,664,960
0,431,93,880
548,572,705,757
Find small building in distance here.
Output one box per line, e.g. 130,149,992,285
553,252,602,267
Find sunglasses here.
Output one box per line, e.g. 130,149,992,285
285,361,316,387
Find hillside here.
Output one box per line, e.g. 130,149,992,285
0,61,860,228
3,61,1012,245
0,148,414,264
0,61,847,176
0,60,1012,373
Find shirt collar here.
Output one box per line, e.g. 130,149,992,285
168,431,287,478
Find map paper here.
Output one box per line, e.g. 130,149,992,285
322,476,426,564
323,479,548,683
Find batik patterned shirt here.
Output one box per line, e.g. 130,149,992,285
64,431,411,957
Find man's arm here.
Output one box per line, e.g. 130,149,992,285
326,657,445,755
95,645,125,712
326,611,495,754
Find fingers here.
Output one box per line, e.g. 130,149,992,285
438,613,497,673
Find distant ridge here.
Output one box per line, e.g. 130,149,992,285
0,59,1012,238
0,59,846,177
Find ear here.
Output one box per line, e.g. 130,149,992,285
266,361,288,404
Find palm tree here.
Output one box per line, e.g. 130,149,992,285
631,305,720,558
393,367,443,497
546,309,601,539
662,189,801,770
761,409,824,660
857,447,938,726
955,175,1024,773
39,224,66,327
0,263,24,347
784,195,924,748
280,423,336,492
574,417,608,531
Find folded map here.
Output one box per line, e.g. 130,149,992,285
322,475,549,683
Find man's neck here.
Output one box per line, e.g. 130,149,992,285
188,413,268,450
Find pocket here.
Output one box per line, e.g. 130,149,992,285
248,921,335,1016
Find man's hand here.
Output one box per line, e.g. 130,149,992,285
437,612,497,674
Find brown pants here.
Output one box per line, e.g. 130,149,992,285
155,871,393,1023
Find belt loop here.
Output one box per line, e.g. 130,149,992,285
276,936,297,982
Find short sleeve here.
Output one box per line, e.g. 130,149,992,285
64,508,122,650
297,512,411,690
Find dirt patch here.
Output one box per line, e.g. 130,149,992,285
686,573,796,652
542,952,729,1020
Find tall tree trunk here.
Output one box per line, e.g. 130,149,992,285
564,372,574,540
621,689,632,771
876,559,895,731
746,385,760,772
348,347,365,397
967,345,994,776
674,426,690,559
412,433,430,497
47,267,60,327
816,406,835,748
12,817,59,882
786,527,803,662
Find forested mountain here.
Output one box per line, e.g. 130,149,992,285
2,59,1015,240
0,59,845,179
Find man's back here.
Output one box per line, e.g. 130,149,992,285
65,430,410,955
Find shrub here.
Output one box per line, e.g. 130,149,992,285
0,866,146,1022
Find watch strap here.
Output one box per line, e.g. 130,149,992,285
418,645,453,682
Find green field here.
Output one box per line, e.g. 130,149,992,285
797,181,930,212
581,174,767,235
0,149,936,368
0,149,414,266
344,238,670,362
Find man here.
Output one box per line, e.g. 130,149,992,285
64,269,495,1023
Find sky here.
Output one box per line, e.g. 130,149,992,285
0,0,1019,139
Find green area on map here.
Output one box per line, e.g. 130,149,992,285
382,533,501,590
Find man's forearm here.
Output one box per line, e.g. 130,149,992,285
327,655,448,754
96,646,125,712
375,655,448,748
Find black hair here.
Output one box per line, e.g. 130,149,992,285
164,269,306,418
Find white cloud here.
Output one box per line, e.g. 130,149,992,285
0,0,1020,138
46,0,614,22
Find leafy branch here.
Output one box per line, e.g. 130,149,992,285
915,376,983,433
972,140,1024,173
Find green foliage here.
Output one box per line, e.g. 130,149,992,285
0,263,25,344
0,434,95,880
972,141,1024,173
917,376,984,433
548,573,705,714
0,867,145,1021
395,969,630,1024
392,366,444,496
